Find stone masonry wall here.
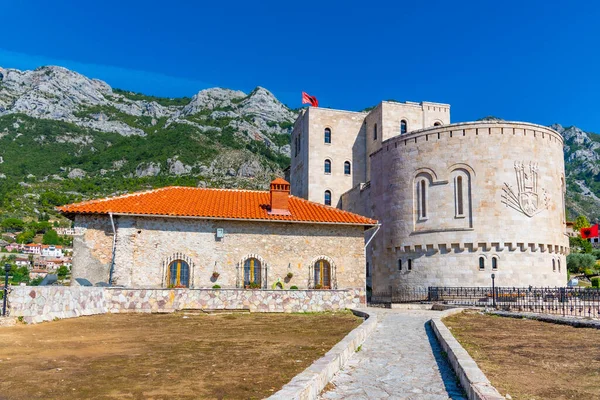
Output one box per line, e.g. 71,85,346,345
8,286,365,323
369,121,568,289
9,286,106,324
73,215,366,290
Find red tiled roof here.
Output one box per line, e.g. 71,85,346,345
57,186,377,226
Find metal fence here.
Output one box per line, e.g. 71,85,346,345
370,286,600,319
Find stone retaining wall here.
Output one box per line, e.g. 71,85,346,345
9,286,106,324
431,309,505,400
7,286,365,323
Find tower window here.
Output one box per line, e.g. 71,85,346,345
398,259,402,271
407,259,412,271
324,190,332,206
558,259,561,273
344,161,351,175
324,159,331,174
492,257,498,270
434,122,442,127
417,179,428,220
401,120,407,134
373,123,378,140
455,176,464,217
324,128,331,144
553,259,556,272
479,257,485,270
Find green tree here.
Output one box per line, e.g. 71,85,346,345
42,229,61,245
1,218,25,232
30,276,44,286
570,236,593,253
573,215,591,231
57,265,69,279
16,230,35,244
567,253,596,273
9,265,30,284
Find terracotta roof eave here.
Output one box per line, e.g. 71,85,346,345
62,210,378,227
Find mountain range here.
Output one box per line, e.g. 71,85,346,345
1,65,599,223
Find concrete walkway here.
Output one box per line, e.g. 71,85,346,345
319,308,466,400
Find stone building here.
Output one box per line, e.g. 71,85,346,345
290,101,569,289
59,179,376,290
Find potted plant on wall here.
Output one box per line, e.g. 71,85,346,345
248,282,261,289
212,271,220,279
286,272,294,279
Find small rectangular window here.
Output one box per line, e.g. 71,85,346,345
398,259,402,271
373,123,378,140
408,259,412,271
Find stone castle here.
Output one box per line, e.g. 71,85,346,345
290,101,568,289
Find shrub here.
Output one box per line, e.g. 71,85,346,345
592,277,600,288
585,268,596,277
289,285,298,290
286,272,293,279
212,285,221,289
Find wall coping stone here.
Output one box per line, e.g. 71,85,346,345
489,310,600,329
268,308,377,400
431,308,505,400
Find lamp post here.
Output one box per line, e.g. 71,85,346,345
491,273,496,308
3,263,10,316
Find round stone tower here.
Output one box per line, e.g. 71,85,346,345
369,121,568,289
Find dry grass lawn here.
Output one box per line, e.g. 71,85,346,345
444,311,600,400
0,311,361,399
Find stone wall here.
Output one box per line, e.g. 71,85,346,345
290,101,451,208
9,286,106,324
104,288,364,313
7,286,365,323
367,121,568,289
73,216,366,290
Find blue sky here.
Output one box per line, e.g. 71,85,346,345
1,1,599,130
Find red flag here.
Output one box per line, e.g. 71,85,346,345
581,224,599,239
302,92,318,107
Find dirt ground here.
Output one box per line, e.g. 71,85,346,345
444,311,600,400
0,311,360,400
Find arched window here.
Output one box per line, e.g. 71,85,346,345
479,257,485,270
324,128,331,144
324,190,332,206
416,178,428,220
452,169,471,220
434,122,442,127
455,176,464,217
344,161,351,175
324,159,331,174
398,259,402,271
401,120,407,134
244,258,262,287
167,260,190,288
492,257,498,270
373,123,378,140
314,259,331,289
552,259,556,272
558,259,561,273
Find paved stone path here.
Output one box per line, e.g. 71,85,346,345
319,308,466,400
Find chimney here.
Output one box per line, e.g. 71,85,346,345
269,177,291,215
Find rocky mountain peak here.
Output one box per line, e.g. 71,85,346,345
180,87,246,116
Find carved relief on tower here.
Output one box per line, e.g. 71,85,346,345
501,162,550,217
